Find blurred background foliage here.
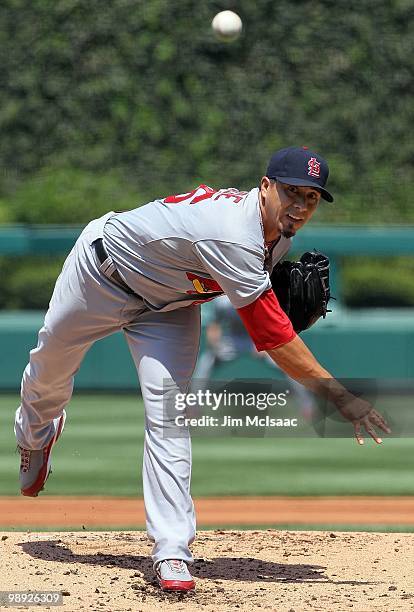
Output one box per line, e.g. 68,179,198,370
342,256,414,308
2,166,140,224
1,0,414,308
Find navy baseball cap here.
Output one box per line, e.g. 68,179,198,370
266,146,334,202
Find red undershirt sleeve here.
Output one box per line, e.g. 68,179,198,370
237,288,296,351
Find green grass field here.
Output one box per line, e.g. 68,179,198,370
2,393,414,497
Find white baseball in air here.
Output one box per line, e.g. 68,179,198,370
212,10,242,42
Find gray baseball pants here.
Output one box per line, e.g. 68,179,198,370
14,213,200,566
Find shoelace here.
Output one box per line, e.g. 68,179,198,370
166,560,186,574
18,446,31,473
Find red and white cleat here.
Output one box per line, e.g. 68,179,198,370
18,410,66,497
155,559,195,592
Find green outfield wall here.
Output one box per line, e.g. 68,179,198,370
1,225,414,389
1,308,414,390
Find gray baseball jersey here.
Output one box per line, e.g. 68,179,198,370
103,185,291,311
15,183,292,570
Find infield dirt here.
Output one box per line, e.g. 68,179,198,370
1,530,413,611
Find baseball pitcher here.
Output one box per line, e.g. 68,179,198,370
14,146,390,592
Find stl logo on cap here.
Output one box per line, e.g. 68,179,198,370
308,157,321,178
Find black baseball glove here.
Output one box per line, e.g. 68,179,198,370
270,250,332,333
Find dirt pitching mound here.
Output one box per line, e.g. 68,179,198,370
1,530,413,611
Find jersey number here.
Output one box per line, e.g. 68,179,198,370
164,184,248,205
164,184,216,205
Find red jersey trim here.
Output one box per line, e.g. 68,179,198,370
237,289,296,351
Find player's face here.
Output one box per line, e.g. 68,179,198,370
275,182,321,238
260,178,321,240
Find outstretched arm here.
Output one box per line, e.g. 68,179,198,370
236,289,391,444
267,335,391,444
